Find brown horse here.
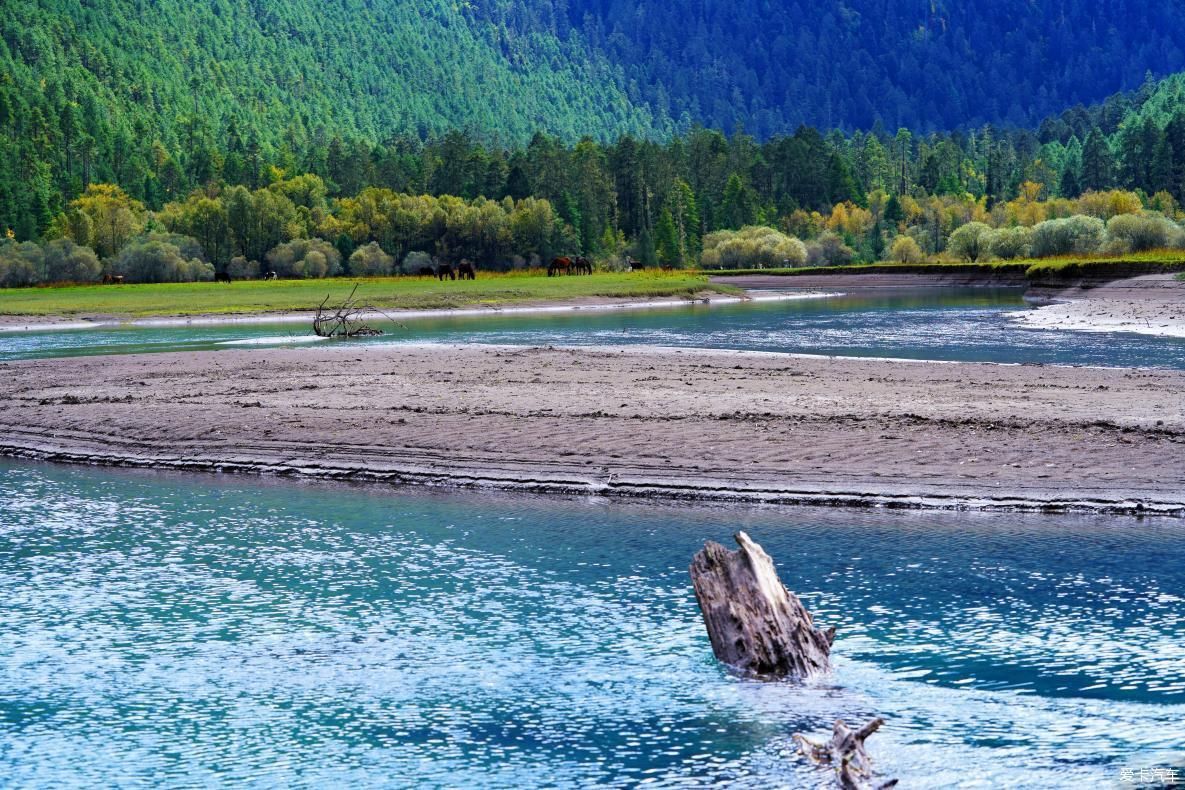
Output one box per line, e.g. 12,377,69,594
101,274,125,284
418,266,436,277
572,256,593,275
436,263,456,281
457,261,476,280
548,256,572,277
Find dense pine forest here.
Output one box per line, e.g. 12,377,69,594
7,0,1185,283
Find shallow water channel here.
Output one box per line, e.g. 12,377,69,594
5,287,1185,368
1,460,1182,787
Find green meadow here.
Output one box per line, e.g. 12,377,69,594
0,270,736,319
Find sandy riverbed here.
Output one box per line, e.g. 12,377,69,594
1007,274,1185,337
1,343,1181,514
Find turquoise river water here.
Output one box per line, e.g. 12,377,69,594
1,460,1183,788
2,288,1184,786
5,288,1185,368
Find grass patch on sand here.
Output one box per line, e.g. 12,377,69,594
1022,251,1185,279
0,270,737,319
704,261,1027,277
705,251,1185,280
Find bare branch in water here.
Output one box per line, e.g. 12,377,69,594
313,283,404,338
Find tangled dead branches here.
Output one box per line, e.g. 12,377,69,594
313,284,400,338
794,718,897,790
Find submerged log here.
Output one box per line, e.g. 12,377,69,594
689,531,834,678
793,718,897,790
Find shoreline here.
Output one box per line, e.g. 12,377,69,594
1008,274,1185,338
0,290,835,333
2,343,1181,517
3,441,1179,516
6,272,1183,342
711,272,1029,290
722,271,1185,340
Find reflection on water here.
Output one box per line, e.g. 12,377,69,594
5,288,1185,368
1,459,1182,787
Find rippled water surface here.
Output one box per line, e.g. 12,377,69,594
2,459,1183,787
6,288,1185,368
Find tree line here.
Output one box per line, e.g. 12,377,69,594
10,73,1185,284
0,179,581,286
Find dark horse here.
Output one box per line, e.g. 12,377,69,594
627,256,645,271
263,270,278,280
215,271,232,284
548,256,571,277
418,266,436,277
572,256,593,275
101,274,125,284
457,261,476,280
436,263,456,281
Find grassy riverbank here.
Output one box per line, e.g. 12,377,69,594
705,251,1185,281
0,271,736,319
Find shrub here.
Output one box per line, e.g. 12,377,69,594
0,240,46,286
349,242,395,276
888,235,924,263
1105,212,1185,252
227,256,260,279
946,222,992,262
1099,236,1132,256
113,237,214,282
700,226,807,269
1030,215,1105,258
401,250,434,274
148,232,207,262
986,226,1033,260
43,239,101,283
265,238,342,278
809,231,856,266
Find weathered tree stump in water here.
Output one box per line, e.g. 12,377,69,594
689,531,834,678
793,718,898,790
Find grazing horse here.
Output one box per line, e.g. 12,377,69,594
436,263,456,281
573,256,593,275
418,266,436,277
548,256,572,277
263,270,278,281
627,256,645,271
215,271,232,284
102,274,125,284
457,261,476,280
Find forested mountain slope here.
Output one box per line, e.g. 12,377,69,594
567,0,1185,135
1,0,656,150
7,0,1185,241
0,0,659,235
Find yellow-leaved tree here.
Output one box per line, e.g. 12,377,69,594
49,184,146,259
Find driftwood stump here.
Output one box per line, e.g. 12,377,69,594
793,718,897,790
689,531,834,678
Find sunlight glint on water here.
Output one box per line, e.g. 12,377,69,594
1,460,1183,787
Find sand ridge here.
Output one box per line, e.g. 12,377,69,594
1,343,1182,514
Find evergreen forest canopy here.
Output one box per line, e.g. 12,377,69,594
9,0,1185,282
